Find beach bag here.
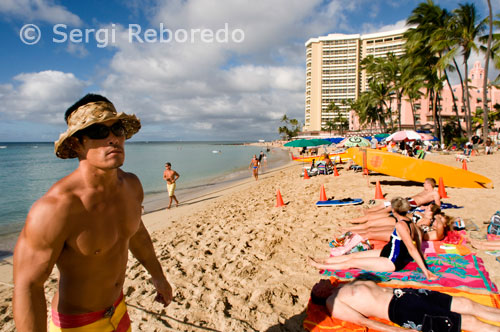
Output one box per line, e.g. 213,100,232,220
329,232,372,256
487,211,500,235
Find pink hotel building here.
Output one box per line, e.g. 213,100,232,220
303,28,500,135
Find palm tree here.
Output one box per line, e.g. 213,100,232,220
323,121,336,136
482,0,493,141
406,0,462,139
448,3,487,137
361,55,393,130
325,101,339,134
278,115,300,140
352,92,379,133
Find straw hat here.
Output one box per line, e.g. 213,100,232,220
54,101,141,159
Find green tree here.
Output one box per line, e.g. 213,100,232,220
482,0,493,141
278,114,300,140
448,3,487,137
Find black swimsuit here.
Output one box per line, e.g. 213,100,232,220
380,218,414,271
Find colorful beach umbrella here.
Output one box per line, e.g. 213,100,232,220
338,136,370,147
386,130,422,142
284,138,331,147
419,133,439,141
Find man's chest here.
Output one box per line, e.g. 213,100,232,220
67,197,142,256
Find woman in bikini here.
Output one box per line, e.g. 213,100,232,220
309,197,438,280
347,204,452,242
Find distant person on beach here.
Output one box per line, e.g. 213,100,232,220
323,153,334,169
13,94,173,332
351,178,441,223
310,197,437,280
249,154,260,180
163,162,180,209
311,279,500,332
485,137,493,155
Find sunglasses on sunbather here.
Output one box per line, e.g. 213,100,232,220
79,121,126,139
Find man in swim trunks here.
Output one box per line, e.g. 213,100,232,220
311,279,500,332
249,154,260,180
13,94,173,332
163,162,180,209
356,178,441,221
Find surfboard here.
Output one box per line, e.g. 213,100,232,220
316,198,363,206
349,147,493,189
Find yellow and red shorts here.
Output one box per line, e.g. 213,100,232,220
49,293,131,332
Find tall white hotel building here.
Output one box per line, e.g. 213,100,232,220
303,28,407,132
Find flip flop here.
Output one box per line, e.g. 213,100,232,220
496,257,500,263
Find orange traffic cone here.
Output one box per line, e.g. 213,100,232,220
374,180,384,199
471,150,476,156
333,165,339,176
276,189,285,207
303,169,310,179
438,177,449,199
319,185,327,201
462,159,467,171
363,168,369,176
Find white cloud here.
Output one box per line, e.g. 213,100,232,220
0,0,82,25
0,71,88,123
1,0,398,140
90,0,376,140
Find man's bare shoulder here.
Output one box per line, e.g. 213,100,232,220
22,173,85,244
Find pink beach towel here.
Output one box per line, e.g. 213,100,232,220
321,253,498,293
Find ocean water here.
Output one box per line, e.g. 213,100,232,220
0,142,289,242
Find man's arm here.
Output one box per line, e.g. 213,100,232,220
330,297,415,332
129,222,172,306
433,192,441,206
174,171,180,181
13,198,67,332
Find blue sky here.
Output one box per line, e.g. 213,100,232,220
0,0,497,142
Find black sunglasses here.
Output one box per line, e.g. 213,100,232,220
79,121,126,140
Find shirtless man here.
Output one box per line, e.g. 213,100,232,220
350,178,441,224
312,279,500,332
163,162,180,209
249,155,260,180
13,94,173,332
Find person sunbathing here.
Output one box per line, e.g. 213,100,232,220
470,239,500,250
352,178,441,223
347,205,451,242
311,279,500,332
309,197,438,280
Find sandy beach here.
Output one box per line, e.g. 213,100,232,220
1,150,499,331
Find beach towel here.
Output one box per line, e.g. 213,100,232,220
370,236,471,255
303,277,500,332
488,234,500,241
320,253,498,292
49,293,131,332
329,232,372,256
